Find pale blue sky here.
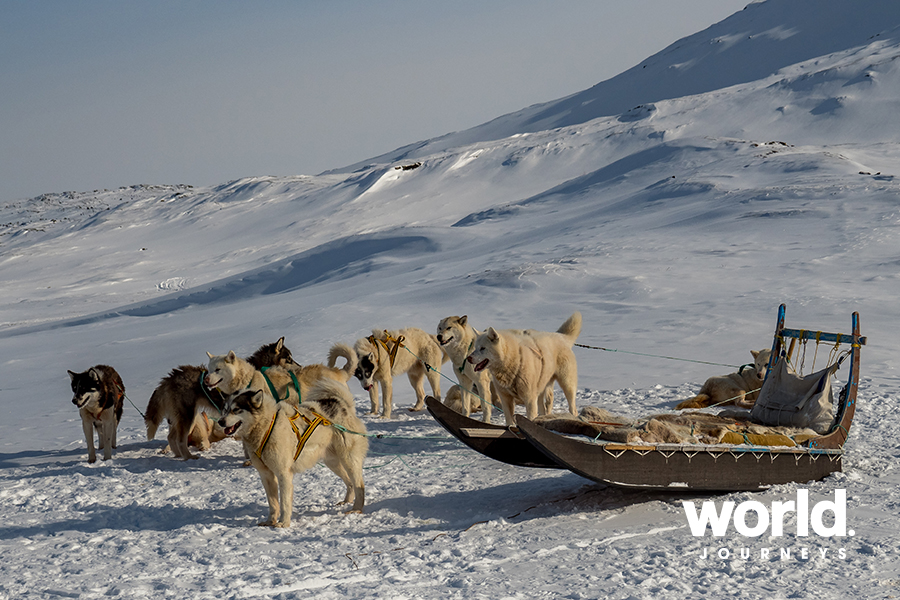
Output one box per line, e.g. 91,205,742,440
1,0,749,201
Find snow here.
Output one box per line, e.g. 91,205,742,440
2,0,900,598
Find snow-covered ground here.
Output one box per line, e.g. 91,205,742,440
2,0,899,598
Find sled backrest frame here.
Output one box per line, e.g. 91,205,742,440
766,304,865,449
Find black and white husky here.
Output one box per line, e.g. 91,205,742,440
218,379,368,527
68,365,125,463
338,327,447,419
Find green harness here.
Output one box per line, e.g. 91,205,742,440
259,367,302,403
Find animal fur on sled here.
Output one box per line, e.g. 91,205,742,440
536,405,818,447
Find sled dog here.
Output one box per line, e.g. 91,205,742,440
246,336,298,370
218,379,368,527
204,351,302,404
145,338,294,460
342,327,447,418
145,365,228,459
283,342,358,399
466,312,582,425
68,365,125,463
675,349,772,410
436,315,497,422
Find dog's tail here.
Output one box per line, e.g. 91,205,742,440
144,386,166,440
675,394,711,410
557,312,582,343
327,342,359,380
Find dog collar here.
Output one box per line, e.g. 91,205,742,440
459,341,474,374
198,371,224,412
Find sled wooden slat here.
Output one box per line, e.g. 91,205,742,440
459,428,522,440
779,327,866,346
425,396,563,469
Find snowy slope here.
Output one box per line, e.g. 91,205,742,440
2,1,900,598
338,0,900,167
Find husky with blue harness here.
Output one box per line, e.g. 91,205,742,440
218,379,368,527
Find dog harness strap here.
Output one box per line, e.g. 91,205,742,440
288,371,302,404
255,411,279,458
259,367,289,402
288,411,331,461
459,341,474,374
198,371,223,412
368,333,406,369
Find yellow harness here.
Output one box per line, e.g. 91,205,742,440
367,331,405,368
255,408,331,461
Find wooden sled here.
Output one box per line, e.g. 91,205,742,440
515,304,865,491
425,395,563,469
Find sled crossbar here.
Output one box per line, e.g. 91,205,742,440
780,328,866,346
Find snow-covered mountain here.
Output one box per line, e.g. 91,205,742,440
340,0,900,165
1,1,898,598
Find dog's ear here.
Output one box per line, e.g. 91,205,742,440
751,350,760,359
459,315,468,327
88,367,101,381
206,351,214,359
226,350,237,363
67,370,78,382
250,389,265,409
487,327,500,342
276,337,284,352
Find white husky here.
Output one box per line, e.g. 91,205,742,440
205,351,301,405
675,349,772,409
467,313,582,425
218,379,368,527
436,315,497,421
337,327,447,419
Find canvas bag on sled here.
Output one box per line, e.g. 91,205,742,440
750,358,835,434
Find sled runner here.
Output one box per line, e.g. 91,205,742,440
425,396,563,469
515,305,864,491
